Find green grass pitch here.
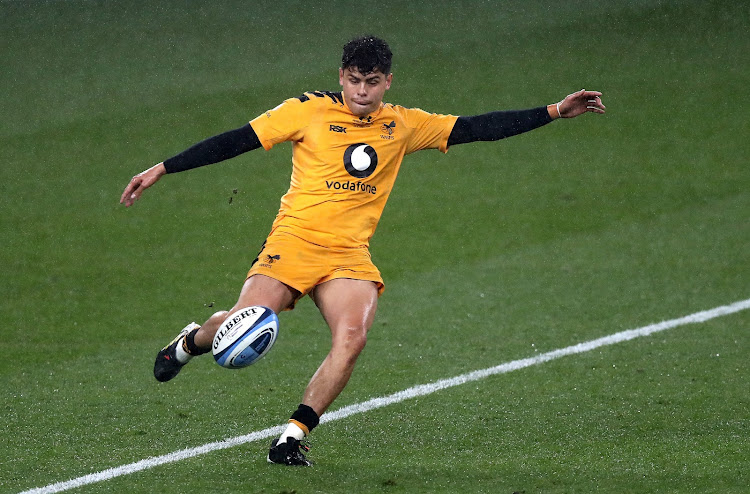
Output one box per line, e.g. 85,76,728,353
2,1,748,493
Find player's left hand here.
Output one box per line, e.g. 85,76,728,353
558,89,605,118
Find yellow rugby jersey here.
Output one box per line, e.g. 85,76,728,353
249,91,458,249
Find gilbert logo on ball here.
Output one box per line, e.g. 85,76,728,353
212,306,279,368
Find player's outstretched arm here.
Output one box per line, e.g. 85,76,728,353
120,162,166,207
119,123,263,207
447,89,605,147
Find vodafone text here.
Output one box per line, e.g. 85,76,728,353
325,180,377,195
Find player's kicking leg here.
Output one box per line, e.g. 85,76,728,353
268,278,378,466
153,274,297,382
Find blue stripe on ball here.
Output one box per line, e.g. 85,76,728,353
250,330,273,353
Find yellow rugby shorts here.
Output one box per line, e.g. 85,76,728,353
246,231,385,309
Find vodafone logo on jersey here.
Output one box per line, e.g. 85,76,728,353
343,143,378,178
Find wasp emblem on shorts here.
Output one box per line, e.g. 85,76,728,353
265,254,281,264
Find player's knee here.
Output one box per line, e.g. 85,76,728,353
333,325,368,358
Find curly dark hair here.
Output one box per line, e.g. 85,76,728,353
341,35,392,75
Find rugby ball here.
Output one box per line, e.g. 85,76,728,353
212,306,279,368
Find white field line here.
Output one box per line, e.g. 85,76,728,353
19,297,750,494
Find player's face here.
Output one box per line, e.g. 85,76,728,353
339,67,392,116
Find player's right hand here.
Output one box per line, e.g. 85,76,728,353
120,162,166,207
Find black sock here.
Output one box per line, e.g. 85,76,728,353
184,328,209,356
289,404,320,435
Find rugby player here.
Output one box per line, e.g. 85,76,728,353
121,35,605,466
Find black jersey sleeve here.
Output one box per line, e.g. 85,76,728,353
163,124,262,174
447,106,553,147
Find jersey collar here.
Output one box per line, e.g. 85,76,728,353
342,96,386,123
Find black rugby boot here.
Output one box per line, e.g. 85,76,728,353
153,323,200,382
267,437,313,466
